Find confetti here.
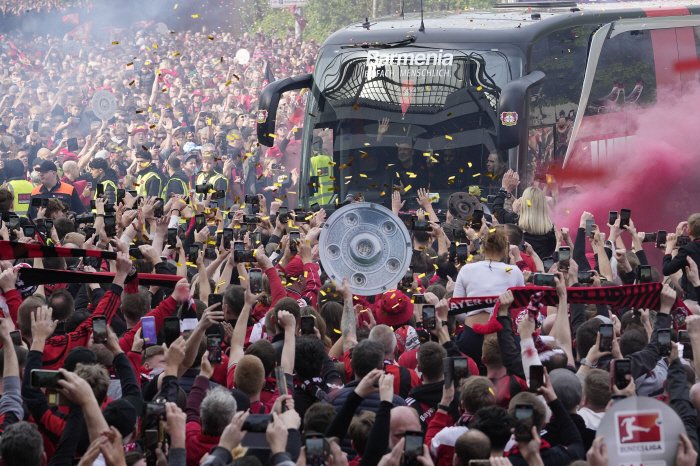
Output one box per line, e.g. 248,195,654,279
527,200,531,207
174,3,178,7
404,185,412,192
472,173,480,177
112,41,119,45
192,14,200,18
445,135,452,140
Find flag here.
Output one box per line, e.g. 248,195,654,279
62,13,79,24
288,89,307,127
290,5,308,31
66,22,92,41
7,42,30,67
400,79,414,116
262,60,275,89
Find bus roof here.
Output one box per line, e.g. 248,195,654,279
324,1,700,47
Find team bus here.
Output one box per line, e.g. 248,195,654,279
257,2,700,211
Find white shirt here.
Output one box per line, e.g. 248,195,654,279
454,260,525,299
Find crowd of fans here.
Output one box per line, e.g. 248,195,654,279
0,7,697,466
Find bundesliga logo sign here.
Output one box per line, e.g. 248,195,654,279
615,411,664,454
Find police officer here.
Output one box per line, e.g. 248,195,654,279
4,159,32,215
309,136,333,205
89,157,119,209
196,148,228,202
136,150,167,198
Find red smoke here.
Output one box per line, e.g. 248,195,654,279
549,88,700,269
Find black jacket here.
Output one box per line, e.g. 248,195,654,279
668,358,700,454
96,168,119,205
138,165,167,198
662,239,700,300
163,170,191,198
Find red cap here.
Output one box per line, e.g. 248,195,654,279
375,290,414,327
267,146,283,158
284,255,304,278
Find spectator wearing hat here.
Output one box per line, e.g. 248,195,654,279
89,157,118,208
135,150,167,198
5,159,33,215
29,159,85,217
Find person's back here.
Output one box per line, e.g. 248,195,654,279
0,421,46,466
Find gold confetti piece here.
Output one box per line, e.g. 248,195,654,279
490,228,496,232
473,173,480,177
404,185,412,192
339,164,347,170
380,191,385,196
390,293,396,299
448,176,455,180
505,267,512,274
360,152,368,158
192,14,200,18
489,387,495,396
477,86,483,91
565,209,570,214
112,41,119,45
418,273,426,278
445,135,452,140
333,328,341,334
232,74,239,80
527,200,531,207
152,44,158,49
129,80,135,86
207,36,214,40
364,143,370,146
174,3,178,7
225,80,231,86
173,52,180,56
320,290,326,296
360,174,367,178
176,263,182,267
447,113,453,117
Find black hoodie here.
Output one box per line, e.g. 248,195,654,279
406,381,460,430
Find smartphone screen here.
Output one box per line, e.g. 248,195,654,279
274,366,288,397
96,183,104,197
403,431,424,466
300,315,315,335
643,232,657,243
639,265,652,284
10,331,21,346
167,228,177,248
680,330,693,360
422,305,436,330
578,271,595,284
117,189,125,205
658,328,671,357
456,244,468,263
453,357,469,382
188,245,200,263
23,226,36,238
279,206,289,223
154,198,164,218
612,358,631,390
558,246,571,269
163,316,181,347
471,210,483,230
249,268,263,294
620,209,631,228
141,316,156,347
585,219,595,238
8,215,19,231
143,402,167,421
67,137,79,152
92,316,107,344
656,230,667,248
514,404,534,442
104,215,116,237
413,294,426,305
609,211,618,225
599,324,614,352
195,214,206,231
289,231,300,253
533,273,556,287
223,228,234,250
305,436,326,466
529,365,544,392
310,202,321,212
30,369,64,389
45,220,53,232
401,266,414,287
207,336,222,364
443,358,454,388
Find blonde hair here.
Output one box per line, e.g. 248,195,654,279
518,187,553,236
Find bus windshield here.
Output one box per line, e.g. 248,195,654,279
300,44,524,210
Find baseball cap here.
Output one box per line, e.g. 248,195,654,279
103,399,138,437
63,346,98,372
94,150,110,160
35,160,57,172
183,142,202,154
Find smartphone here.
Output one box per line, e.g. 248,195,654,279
305,433,329,466
31,119,39,132
67,137,79,152
533,273,556,287
609,211,618,226
643,232,657,243
104,215,116,237
96,183,104,197
85,227,97,241
620,208,631,229
165,228,177,248
585,218,595,238
558,246,571,270
206,336,222,364
413,294,426,305
412,220,431,232
233,241,254,262
658,328,672,357
300,315,315,335
195,214,206,231
529,365,544,392
30,369,64,389
154,198,164,218
188,244,200,263
223,228,234,250
143,401,167,421
242,414,272,433
422,305,436,330
514,403,534,442
401,266,414,288
310,202,321,212
655,230,667,249
141,316,156,347
456,244,468,264
677,236,691,247
249,267,263,294
9,331,21,346
8,214,19,231
211,190,225,200
279,206,289,223
116,189,125,206
22,225,36,238
453,357,470,383
31,197,43,207
163,316,181,347
610,358,631,390
471,210,484,230
204,247,217,260
44,219,53,233
145,429,159,466
128,189,137,198
575,270,594,284
599,323,614,352
639,265,652,284
92,316,107,344
289,231,300,253
443,357,454,388
208,293,224,308
129,247,144,260
680,330,693,360
244,215,261,224
274,366,287,397
403,431,425,466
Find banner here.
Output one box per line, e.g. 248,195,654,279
17,268,182,288
66,22,92,41
290,5,307,30
0,241,116,262
449,283,692,328
62,13,79,24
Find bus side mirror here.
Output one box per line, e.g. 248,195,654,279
256,74,313,147
496,71,545,150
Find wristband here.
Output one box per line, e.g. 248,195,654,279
437,404,450,412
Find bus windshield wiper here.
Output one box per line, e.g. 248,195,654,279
341,36,416,49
